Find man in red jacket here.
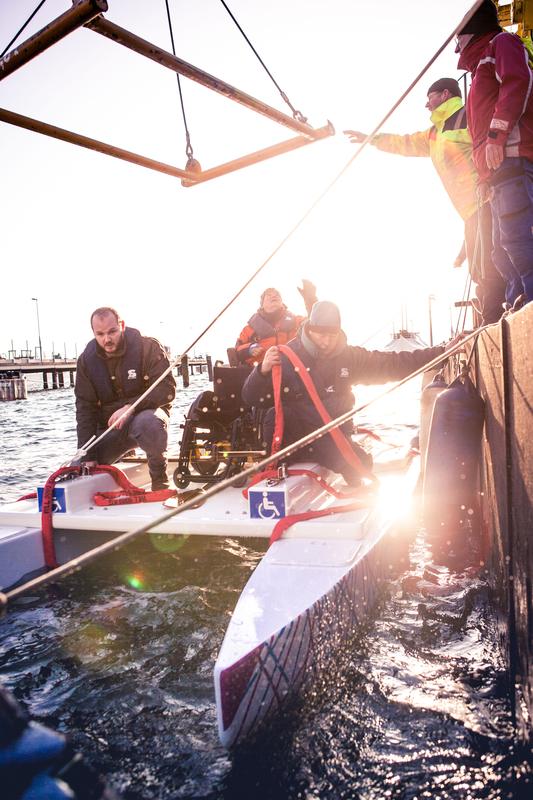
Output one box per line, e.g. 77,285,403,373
457,0,533,308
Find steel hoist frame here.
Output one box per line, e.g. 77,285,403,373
0,0,334,187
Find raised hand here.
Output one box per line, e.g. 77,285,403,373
343,130,368,144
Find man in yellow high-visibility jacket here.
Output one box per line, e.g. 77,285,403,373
345,78,505,324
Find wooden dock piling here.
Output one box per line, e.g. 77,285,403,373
0,377,27,401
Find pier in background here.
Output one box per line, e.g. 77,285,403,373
0,354,213,397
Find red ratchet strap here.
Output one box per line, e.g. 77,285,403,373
242,467,370,501
269,499,371,545
92,464,175,506
93,488,176,506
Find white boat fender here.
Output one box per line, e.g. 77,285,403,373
422,375,485,553
419,372,448,474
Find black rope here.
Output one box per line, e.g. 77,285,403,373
218,0,307,123
1,0,48,58
164,0,194,160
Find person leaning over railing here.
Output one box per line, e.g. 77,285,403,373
456,0,533,310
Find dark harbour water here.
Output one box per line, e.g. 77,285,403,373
0,379,532,799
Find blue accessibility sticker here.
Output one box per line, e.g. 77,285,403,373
249,490,286,520
37,487,67,513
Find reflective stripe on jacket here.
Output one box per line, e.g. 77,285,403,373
372,97,478,220
460,31,533,183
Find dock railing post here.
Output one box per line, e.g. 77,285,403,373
181,355,189,388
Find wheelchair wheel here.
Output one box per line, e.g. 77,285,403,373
173,466,191,489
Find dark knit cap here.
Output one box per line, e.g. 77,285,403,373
308,301,341,333
427,78,462,98
459,0,500,35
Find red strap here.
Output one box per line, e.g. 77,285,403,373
269,499,371,545
40,463,173,568
16,492,37,502
273,345,372,480
355,426,382,441
242,467,371,501
41,466,82,568
93,488,176,506
90,463,176,505
271,361,284,456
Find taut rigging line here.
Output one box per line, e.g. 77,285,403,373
72,0,486,465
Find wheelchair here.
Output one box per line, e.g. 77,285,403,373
173,360,266,489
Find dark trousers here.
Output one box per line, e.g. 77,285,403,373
489,157,533,306
464,204,506,324
263,405,372,485
97,408,169,480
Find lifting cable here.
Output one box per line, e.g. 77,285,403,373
218,0,307,123
1,330,482,612
71,0,486,466
0,0,48,58
164,0,195,164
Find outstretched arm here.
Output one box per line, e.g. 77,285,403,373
344,130,370,144
297,278,318,315
345,128,432,158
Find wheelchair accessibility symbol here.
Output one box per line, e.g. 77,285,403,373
249,490,286,520
37,487,67,513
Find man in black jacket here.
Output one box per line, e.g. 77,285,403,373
242,301,451,485
75,307,176,490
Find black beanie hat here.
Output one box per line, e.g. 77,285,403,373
427,78,462,98
459,0,500,35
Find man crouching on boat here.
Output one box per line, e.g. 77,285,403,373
74,307,176,490
242,301,450,486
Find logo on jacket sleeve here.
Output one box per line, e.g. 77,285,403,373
127,369,137,380
340,368,349,378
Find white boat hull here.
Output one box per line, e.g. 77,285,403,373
215,462,418,747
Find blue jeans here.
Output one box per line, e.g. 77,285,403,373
489,157,533,305
97,408,169,480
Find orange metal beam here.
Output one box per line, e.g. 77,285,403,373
183,123,335,186
0,0,108,80
0,107,193,181
0,107,334,186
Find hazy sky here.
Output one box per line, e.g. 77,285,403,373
1,0,478,361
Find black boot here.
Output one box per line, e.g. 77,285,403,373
150,470,170,491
